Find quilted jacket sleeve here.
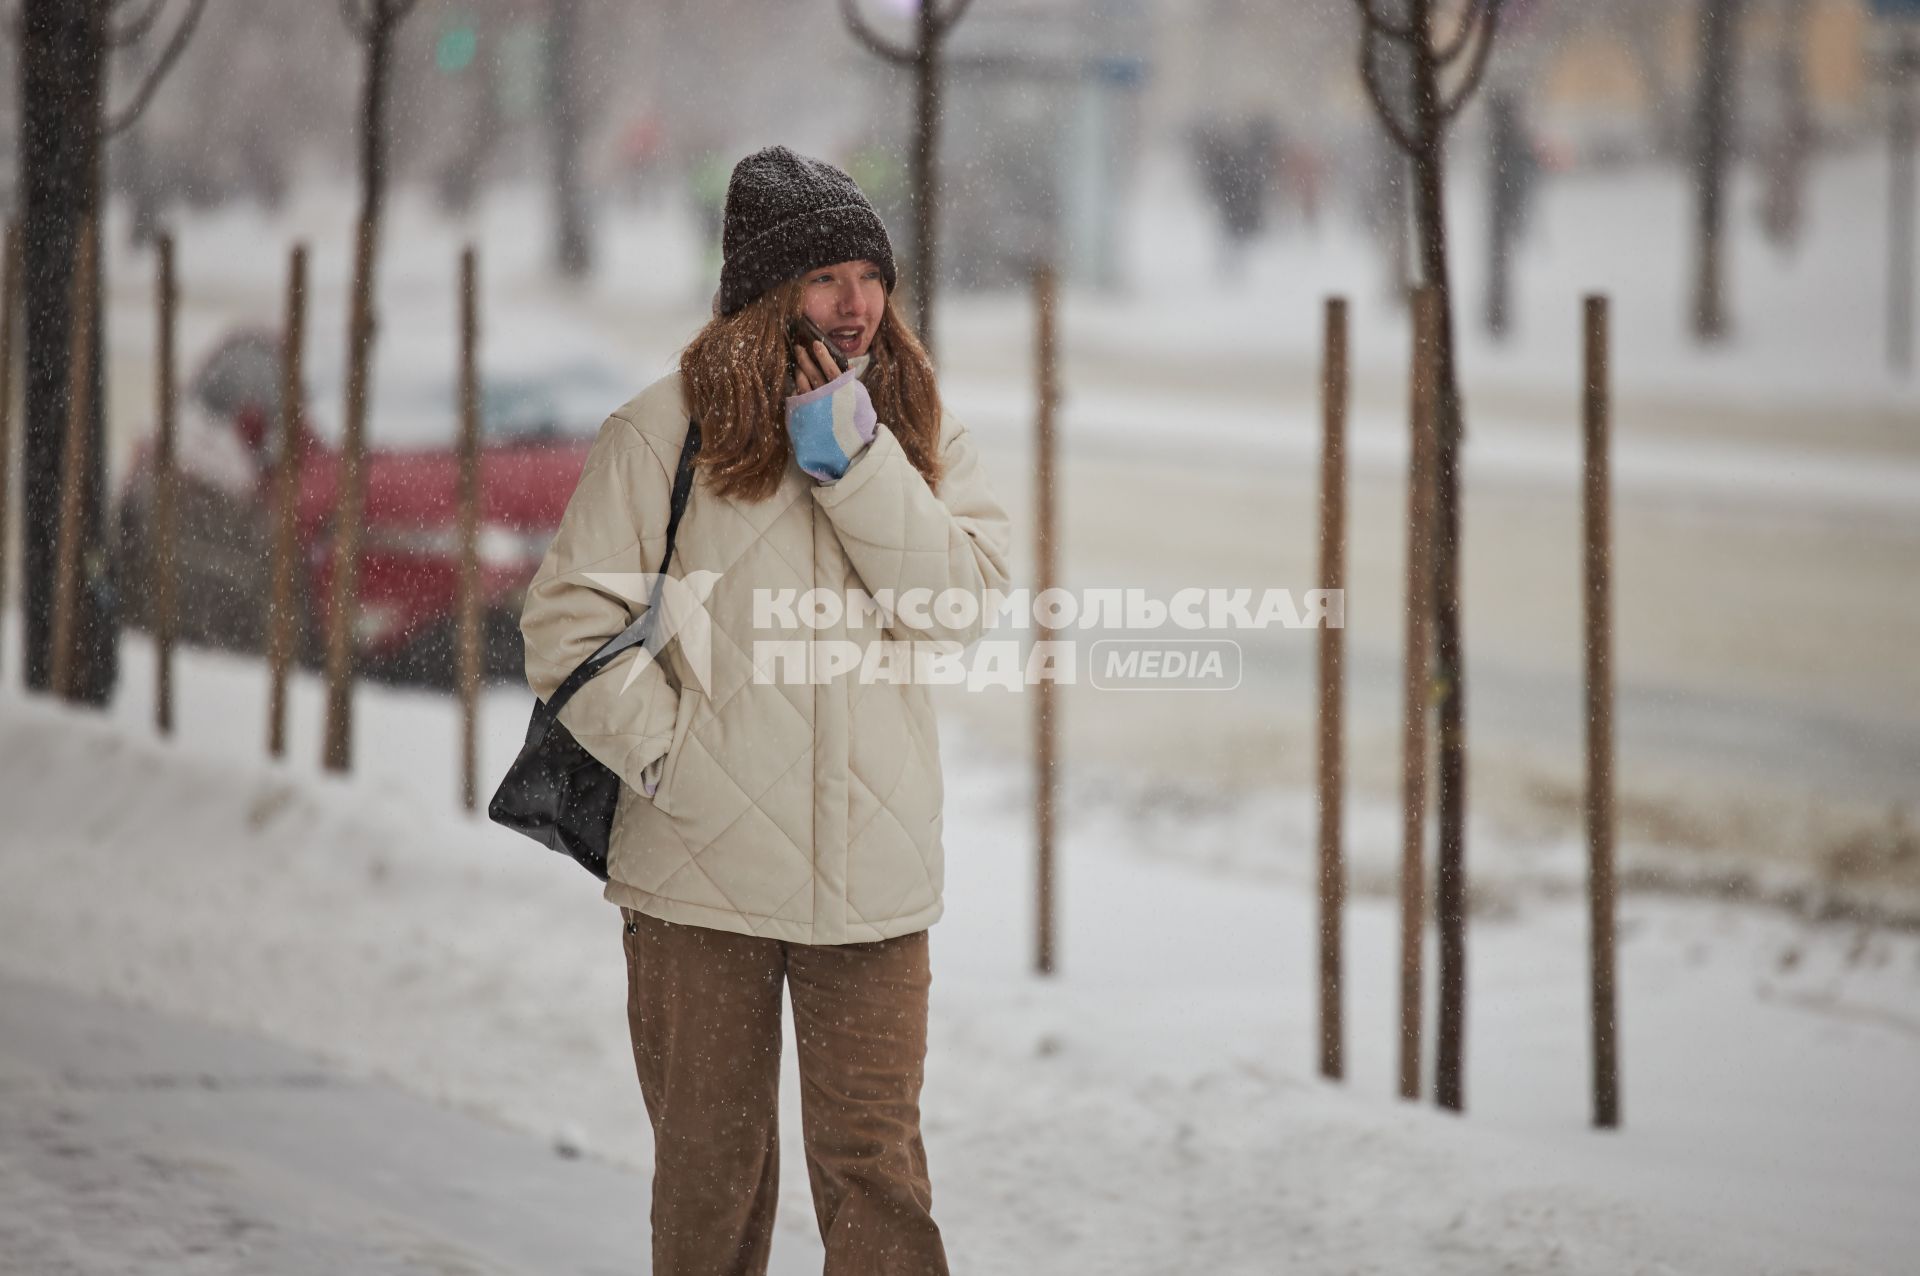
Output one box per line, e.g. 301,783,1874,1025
811,409,1013,646
520,411,682,797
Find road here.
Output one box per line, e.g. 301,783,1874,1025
928,320,1920,913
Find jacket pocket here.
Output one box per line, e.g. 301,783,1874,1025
650,688,700,816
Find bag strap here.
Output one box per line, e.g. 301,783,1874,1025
533,418,703,735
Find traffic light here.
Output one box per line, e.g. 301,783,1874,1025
436,20,477,73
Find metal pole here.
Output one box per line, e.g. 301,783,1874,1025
1033,261,1059,977
1399,288,1438,1102
1584,295,1621,1130
1317,296,1349,1082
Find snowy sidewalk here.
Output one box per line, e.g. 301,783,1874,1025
5,663,1919,1273
0,973,812,1276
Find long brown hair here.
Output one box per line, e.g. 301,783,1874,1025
679,277,945,503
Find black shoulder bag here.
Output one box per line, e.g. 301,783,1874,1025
487,420,702,880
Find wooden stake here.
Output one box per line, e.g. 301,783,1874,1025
268,245,307,758
1033,261,1059,977
1584,295,1621,1130
456,246,482,812
51,224,97,701
1398,287,1439,1102
1317,296,1349,1082
154,234,178,735
0,223,19,679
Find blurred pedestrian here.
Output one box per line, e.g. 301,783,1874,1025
519,144,1011,1275
1191,114,1279,280
1484,90,1541,337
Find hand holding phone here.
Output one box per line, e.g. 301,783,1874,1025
789,315,850,394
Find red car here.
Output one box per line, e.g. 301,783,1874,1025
116,328,624,685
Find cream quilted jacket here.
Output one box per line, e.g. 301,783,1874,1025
520,370,1013,944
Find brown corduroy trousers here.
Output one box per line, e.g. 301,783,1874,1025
620,906,950,1276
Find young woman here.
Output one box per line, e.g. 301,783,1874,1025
520,145,1012,1275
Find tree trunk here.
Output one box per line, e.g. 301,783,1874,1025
118,131,162,251
1893,34,1918,375
1406,10,1469,1116
547,0,591,278
435,56,496,216
1485,158,1511,337
1759,0,1810,253
1692,0,1743,342
19,0,116,705
1390,151,1415,304
324,4,399,772
910,4,940,358
1369,1,1418,306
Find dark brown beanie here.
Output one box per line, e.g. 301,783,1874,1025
716,145,897,316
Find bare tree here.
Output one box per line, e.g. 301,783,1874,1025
1692,0,1746,342
14,0,203,704
1758,0,1810,254
1892,21,1919,375
104,0,208,245
1354,0,1504,1116
547,0,591,277
324,0,419,773
102,0,205,138
839,0,977,358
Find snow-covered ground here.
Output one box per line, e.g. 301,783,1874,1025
1,635,1917,1273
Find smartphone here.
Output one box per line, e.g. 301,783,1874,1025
788,314,851,377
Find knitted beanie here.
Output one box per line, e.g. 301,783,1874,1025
716,145,897,317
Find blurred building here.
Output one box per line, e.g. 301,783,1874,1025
1529,0,1883,158
854,0,1152,293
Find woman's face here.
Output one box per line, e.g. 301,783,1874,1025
800,259,887,360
